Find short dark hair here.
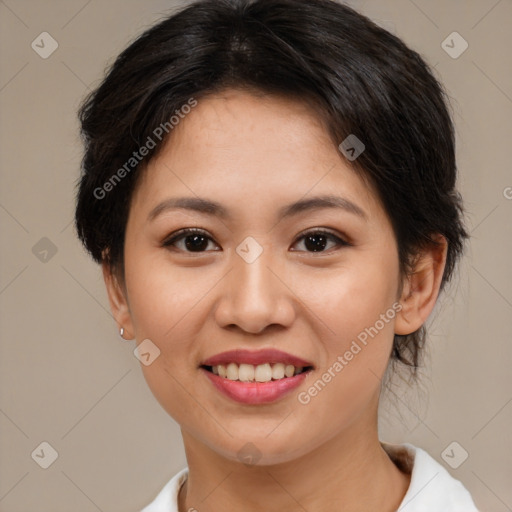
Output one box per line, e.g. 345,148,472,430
74,0,468,375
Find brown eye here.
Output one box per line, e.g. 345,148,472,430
162,228,219,253
291,229,349,253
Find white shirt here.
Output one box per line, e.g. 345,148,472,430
140,443,480,511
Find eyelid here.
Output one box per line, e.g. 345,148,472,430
162,227,216,248
294,227,351,246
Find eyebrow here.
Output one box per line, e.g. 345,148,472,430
147,194,367,222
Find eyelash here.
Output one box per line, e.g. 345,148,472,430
162,227,351,254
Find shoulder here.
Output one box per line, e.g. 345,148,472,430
382,442,480,511
140,467,188,512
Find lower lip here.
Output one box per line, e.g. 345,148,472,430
201,367,310,404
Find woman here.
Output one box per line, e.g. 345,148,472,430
74,0,479,510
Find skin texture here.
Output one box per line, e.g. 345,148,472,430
103,89,447,512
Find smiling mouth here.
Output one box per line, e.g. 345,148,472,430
201,363,314,383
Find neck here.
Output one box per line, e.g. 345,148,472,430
178,408,410,511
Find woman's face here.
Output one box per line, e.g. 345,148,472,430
115,89,403,464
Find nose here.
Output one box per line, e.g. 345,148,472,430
214,246,296,334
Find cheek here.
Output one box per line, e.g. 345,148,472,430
122,248,229,420
293,252,399,408
124,244,210,341
294,253,399,348
122,251,189,380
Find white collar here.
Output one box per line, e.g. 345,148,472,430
381,443,479,511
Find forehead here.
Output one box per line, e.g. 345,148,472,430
170,89,334,165
131,89,382,223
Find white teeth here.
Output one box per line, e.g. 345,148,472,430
255,363,272,382
285,364,295,378
226,362,238,380
210,362,308,382
271,362,285,380
238,363,254,382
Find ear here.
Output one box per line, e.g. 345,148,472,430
102,260,135,339
395,235,448,336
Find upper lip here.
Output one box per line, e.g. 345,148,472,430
201,349,314,368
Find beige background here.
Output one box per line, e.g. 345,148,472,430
0,0,511,510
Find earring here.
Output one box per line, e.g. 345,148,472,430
119,327,125,339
